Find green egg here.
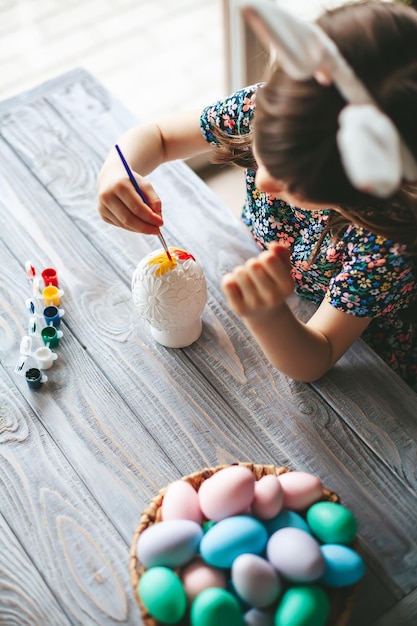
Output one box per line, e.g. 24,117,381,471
202,520,216,533
275,585,330,626
190,587,245,626
138,566,187,624
306,502,358,544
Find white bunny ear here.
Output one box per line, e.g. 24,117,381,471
240,0,417,195
337,105,402,197
240,1,332,80
240,0,373,104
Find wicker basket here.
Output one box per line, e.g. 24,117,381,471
130,463,358,626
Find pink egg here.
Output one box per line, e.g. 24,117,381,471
277,471,323,511
181,559,227,600
252,475,284,519
198,465,255,521
162,480,202,523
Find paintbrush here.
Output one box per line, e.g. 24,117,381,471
114,144,173,261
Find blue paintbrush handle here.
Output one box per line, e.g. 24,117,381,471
115,144,148,205
114,144,173,261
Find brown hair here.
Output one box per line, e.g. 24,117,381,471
212,1,417,252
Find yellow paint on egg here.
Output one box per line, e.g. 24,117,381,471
147,250,177,276
147,248,196,277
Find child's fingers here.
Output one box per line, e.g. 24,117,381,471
243,258,284,307
258,244,294,295
115,180,163,226
221,270,252,315
98,195,162,234
135,175,163,216
266,241,292,264
222,263,278,314
221,244,295,316
98,176,164,233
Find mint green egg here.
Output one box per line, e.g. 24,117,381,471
191,588,245,626
202,520,216,533
275,586,330,626
138,566,187,623
306,502,357,544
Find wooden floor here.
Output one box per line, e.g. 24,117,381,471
0,0,225,122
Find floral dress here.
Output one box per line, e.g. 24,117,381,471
200,84,417,391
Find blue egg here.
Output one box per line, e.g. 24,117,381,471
200,515,268,568
320,544,365,587
264,510,311,536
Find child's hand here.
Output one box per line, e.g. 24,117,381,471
97,164,163,234
221,243,294,318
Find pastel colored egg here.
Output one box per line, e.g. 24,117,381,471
277,472,323,511
264,510,312,536
162,480,203,523
232,553,281,608
136,519,202,568
228,580,251,613
275,585,330,626
202,520,216,533
306,501,357,544
244,607,275,626
251,475,284,520
266,528,325,583
138,566,187,624
198,465,255,521
320,544,365,587
181,559,227,601
200,515,268,568
190,588,245,626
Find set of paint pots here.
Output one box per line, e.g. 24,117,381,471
15,262,65,389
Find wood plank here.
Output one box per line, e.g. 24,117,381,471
0,512,71,625
48,68,139,149
0,371,141,624
372,587,417,626
349,569,397,626
312,347,417,482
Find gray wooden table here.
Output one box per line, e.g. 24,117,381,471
0,68,416,626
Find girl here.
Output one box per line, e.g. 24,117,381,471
97,0,417,391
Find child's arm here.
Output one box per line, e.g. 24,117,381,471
221,242,371,382
97,109,210,232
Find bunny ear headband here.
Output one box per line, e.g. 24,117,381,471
240,0,417,197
